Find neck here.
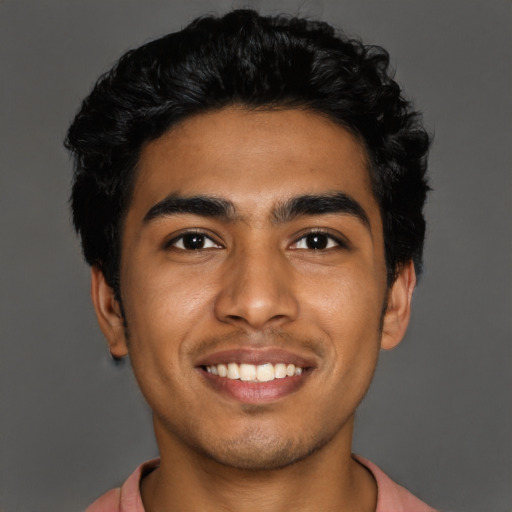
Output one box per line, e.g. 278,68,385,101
141,418,377,512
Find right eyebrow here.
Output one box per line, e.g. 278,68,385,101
143,194,237,223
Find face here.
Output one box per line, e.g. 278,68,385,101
93,108,414,470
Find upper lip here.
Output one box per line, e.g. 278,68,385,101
195,348,317,368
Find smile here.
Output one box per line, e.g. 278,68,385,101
204,362,303,382
197,349,315,403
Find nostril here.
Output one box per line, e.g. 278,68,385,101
226,314,245,322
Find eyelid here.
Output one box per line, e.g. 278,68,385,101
163,229,224,250
290,228,350,250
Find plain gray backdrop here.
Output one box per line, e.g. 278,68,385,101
1,1,511,511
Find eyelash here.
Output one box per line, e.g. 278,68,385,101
291,230,348,251
164,230,222,251
164,229,347,252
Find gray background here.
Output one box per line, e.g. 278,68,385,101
1,1,510,511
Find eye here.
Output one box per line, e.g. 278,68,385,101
167,232,222,251
291,231,344,250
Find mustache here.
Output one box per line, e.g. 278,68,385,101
188,328,327,360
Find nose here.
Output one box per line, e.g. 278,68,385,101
214,244,299,330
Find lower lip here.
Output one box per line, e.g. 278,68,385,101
200,370,310,404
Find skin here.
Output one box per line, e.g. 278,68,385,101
92,107,416,512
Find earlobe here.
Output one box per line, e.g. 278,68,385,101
90,266,128,358
380,261,416,351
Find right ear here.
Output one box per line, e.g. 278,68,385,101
90,266,128,359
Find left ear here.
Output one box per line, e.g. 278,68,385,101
381,260,416,350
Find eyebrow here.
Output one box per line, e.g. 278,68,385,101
143,192,370,229
143,194,236,223
272,192,370,228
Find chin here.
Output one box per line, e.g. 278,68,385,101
193,426,334,472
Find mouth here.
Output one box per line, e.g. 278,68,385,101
196,349,315,403
203,362,304,382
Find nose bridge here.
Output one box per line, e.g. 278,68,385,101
214,238,298,329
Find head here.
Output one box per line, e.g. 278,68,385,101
66,9,429,296
65,10,430,471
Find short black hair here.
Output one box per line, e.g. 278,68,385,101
65,9,430,293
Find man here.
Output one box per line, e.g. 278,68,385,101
66,9,436,511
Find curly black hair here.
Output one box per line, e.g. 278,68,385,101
65,9,430,293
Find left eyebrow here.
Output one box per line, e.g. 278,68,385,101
272,192,370,229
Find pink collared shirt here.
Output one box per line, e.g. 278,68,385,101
86,455,438,512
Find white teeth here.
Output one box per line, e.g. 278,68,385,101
274,363,287,379
256,363,275,382
227,363,240,379
205,362,305,382
217,363,228,377
239,363,257,381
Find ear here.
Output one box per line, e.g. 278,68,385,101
90,266,128,358
380,260,416,351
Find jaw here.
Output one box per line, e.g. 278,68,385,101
152,403,358,471
150,359,360,473
142,413,367,512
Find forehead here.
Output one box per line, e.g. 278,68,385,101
132,107,377,219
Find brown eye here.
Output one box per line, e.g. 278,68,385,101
292,231,342,250
182,233,206,250
168,232,222,251
304,233,329,250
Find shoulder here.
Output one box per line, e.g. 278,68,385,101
85,459,160,512
86,488,121,512
354,454,439,512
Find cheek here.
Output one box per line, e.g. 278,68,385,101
303,266,384,329
121,262,217,356
120,266,217,414
301,268,384,377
